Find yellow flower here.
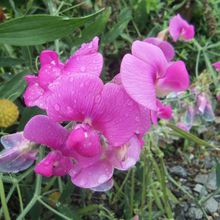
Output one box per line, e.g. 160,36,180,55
0,99,19,128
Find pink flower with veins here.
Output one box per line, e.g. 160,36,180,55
213,61,220,71
169,14,195,42
120,40,189,122
23,37,103,109
24,74,150,191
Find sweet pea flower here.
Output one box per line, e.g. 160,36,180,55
213,61,220,71
169,14,195,42
23,37,103,109
0,132,37,173
24,74,150,191
120,40,190,116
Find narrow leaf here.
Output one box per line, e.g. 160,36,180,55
0,10,104,46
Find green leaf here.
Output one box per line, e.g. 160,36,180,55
103,8,132,43
0,10,104,46
216,162,220,188
0,57,26,67
0,72,27,100
73,7,111,46
167,123,214,148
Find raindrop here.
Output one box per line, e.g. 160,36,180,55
55,104,60,111
80,66,86,72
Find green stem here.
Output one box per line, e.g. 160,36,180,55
0,175,11,220
38,198,72,220
16,183,24,214
130,168,135,216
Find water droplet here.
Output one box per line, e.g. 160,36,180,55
55,104,60,111
127,100,133,106
66,106,72,113
80,66,86,72
88,43,92,49
98,175,107,184
80,83,84,87
95,95,101,103
135,116,140,122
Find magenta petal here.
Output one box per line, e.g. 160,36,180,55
169,14,195,42
47,74,104,122
91,178,114,192
0,132,37,173
39,50,60,66
24,115,68,150
93,83,151,146
213,61,220,71
120,54,157,110
69,160,113,188
156,100,172,119
64,37,103,76
131,41,168,76
144,37,175,61
110,136,141,171
156,61,190,96
35,151,73,177
23,75,46,108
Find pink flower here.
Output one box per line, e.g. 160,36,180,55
120,40,190,113
24,74,150,191
23,37,103,109
169,14,195,42
0,132,37,173
213,61,220,71
144,37,175,61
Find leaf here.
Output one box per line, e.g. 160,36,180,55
216,162,220,188
73,7,111,46
103,8,132,43
0,9,104,46
0,57,26,67
167,123,214,148
0,72,27,100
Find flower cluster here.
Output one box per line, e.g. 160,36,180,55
0,14,199,191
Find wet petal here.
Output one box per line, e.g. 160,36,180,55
156,100,173,120
64,37,103,76
46,74,104,122
120,54,157,110
213,61,220,71
24,115,69,150
69,160,113,188
1,132,24,149
39,50,60,66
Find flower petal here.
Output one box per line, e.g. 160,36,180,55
46,74,104,122
156,100,172,119
69,160,113,188
64,37,103,76
92,83,151,146
91,178,114,192
120,54,157,110
35,151,73,177
156,61,189,96
24,115,69,150
144,37,175,61
0,133,37,173
169,14,195,42
110,136,142,171
131,40,168,76
39,50,60,66
213,61,220,71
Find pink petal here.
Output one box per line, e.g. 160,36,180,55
110,136,142,171
64,37,103,76
65,124,101,157
144,37,175,61
35,151,73,177
91,178,114,192
23,75,46,108
39,50,60,66
213,62,220,71
69,160,113,188
131,41,168,76
156,61,190,96
156,100,172,119
46,74,104,122
92,83,151,146
120,54,157,110
24,115,69,150
169,14,195,42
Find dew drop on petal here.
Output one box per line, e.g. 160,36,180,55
54,104,60,111
80,66,86,72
